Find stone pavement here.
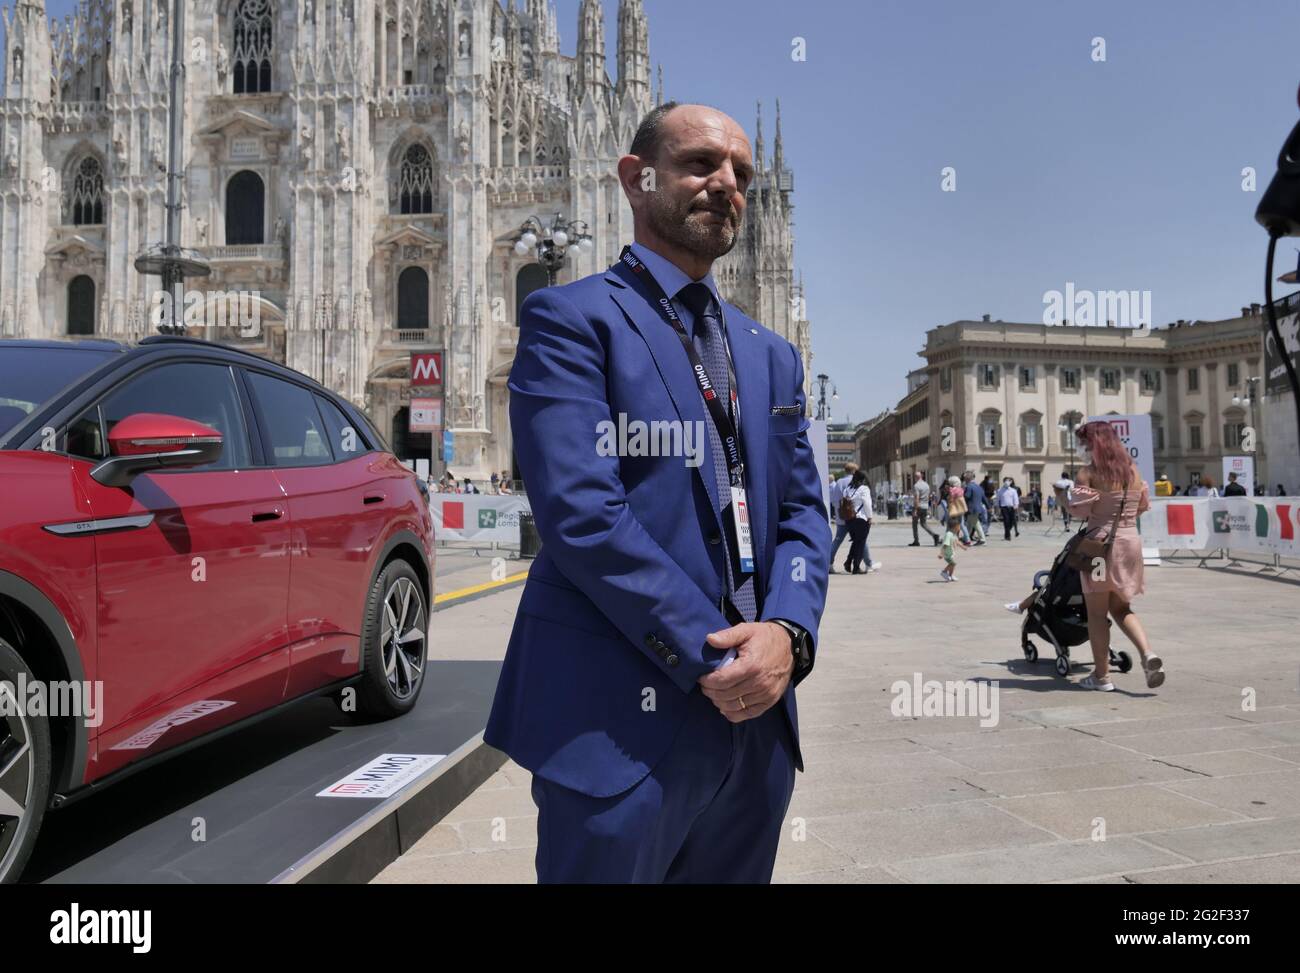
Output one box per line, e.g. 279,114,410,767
376,520,1300,883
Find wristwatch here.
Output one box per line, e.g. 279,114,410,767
770,618,812,677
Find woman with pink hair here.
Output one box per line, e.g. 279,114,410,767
1066,421,1164,691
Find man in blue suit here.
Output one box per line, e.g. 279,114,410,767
484,102,830,883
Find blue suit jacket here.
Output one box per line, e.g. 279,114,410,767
484,263,830,798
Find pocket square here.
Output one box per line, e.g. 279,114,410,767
770,404,802,415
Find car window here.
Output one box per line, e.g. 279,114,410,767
246,372,332,467
315,394,370,461
98,363,251,470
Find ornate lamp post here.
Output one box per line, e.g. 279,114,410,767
513,214,593,286
814,372,838,421
1058,413,1079,477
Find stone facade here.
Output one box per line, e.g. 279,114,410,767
0,0,812,479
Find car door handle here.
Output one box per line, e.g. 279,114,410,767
363,494,385,505
251,508,284,523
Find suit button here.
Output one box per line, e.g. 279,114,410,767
708,532,721,545
665,653,680,666
644,633,657,648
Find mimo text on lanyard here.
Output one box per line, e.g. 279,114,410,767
612,245,745,487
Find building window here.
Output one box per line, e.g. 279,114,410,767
397,144,436,214
1100,368,1120,392
1028,470,1041,493
225,170,265,244
1020,413,1042,449
397,266,429,330
515,263,548,323
1187,367,1200,392
939,366,951,392
68,156,105,225
978,364,999,390
1019,365,1036,390
1189,423,1202,450
978,411,1001,448
1227,363,1240,387
1153,424,1165,450
232,0,274,94
1060,367,1080,392
67,275,95,334
1140,368,1161,393
1224,421,1247,448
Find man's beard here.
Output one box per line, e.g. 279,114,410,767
644,190,741,262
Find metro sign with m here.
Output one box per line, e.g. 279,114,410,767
411,352,443,386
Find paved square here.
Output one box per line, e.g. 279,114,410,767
375,525,1300,883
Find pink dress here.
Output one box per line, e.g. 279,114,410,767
1067,479,1151,600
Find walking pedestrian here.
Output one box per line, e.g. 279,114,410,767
841,471,872,574
1067,420,1163,691
997,477,1020,540
963,471,987,545
909,470,940,546
937,515,971,582
1054,470,1075,529
828,462,859,573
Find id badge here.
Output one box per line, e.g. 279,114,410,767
729,484,755,575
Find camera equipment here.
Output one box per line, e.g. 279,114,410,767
1254,86,1300,448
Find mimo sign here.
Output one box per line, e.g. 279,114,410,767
149,289,262,335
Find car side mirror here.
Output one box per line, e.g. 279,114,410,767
90,413,224,487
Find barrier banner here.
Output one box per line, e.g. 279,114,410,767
1146,497,1300,556
430,494,531,543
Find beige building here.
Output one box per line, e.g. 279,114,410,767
911,310,1271,495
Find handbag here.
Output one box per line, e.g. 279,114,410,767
1064,485,1126,574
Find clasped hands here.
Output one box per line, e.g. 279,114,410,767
696,621,793,723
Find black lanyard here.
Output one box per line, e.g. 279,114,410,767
612,246,744,485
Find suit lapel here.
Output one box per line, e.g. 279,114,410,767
605,271,722,517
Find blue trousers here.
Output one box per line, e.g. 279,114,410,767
530,685,796,883
829,521,851,561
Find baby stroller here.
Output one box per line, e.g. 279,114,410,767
1021,533,1133,678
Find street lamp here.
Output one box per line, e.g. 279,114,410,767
513,213,593,286
1058,413,1080,477
814,373,838,421
1233,375,1262,462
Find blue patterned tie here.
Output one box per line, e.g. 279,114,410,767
677,282,756,622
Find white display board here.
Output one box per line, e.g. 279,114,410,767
430,494,532,543
1222,455,1255,494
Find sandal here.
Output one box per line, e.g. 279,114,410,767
1143,654,1165,689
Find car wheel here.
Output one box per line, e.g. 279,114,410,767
0,638,52,884
355,560,428,718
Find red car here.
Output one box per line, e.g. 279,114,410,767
0,336,434,882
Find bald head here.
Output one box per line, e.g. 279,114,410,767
618,103,754,279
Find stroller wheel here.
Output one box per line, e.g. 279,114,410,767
1054,654,1070,677
1114,651,1133,674
1023,641,1039,663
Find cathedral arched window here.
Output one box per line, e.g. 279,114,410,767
396,144,435,214
67,276,96,335
69,156,105,225
397,267,429,330
515,264,547,324
225,170,265,244
232,0,274,94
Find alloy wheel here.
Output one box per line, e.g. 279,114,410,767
0,680,35,880
380,576,426,700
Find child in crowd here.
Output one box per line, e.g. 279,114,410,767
938,515,971,582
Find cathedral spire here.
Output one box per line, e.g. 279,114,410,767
574,0,606,103
2,0,52,101
773,97,785,174
656,62,663,105
615,0,649,104
754,100,765,173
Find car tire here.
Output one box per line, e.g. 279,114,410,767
0,637,52,884
354,560,428,719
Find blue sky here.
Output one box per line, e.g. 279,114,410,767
21,0,1300,422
